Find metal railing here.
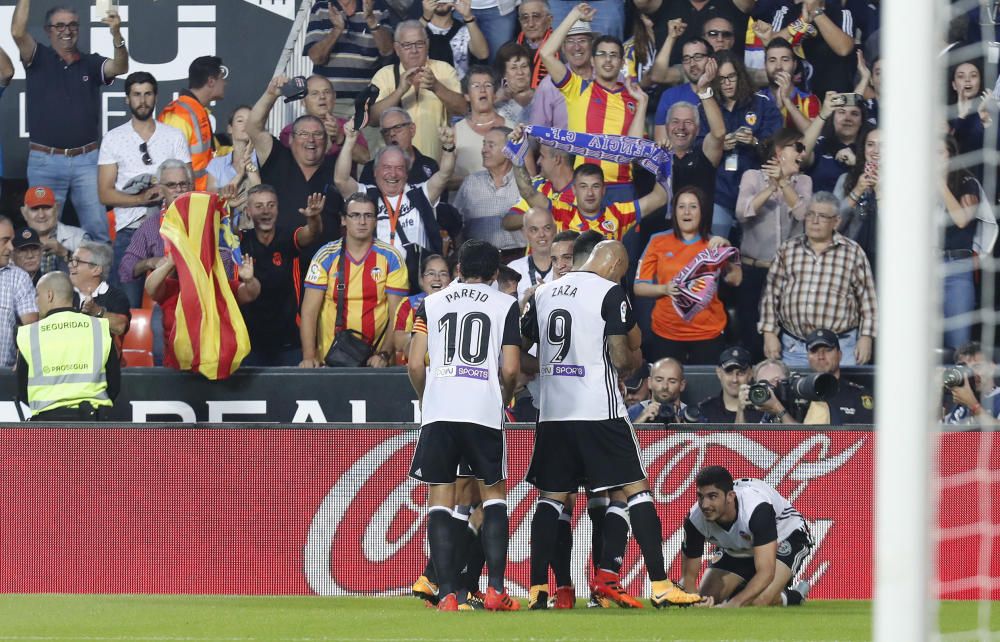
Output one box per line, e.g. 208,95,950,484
266,0,315,136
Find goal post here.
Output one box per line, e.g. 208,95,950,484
875,0,943,639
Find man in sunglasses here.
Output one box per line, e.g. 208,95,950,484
11,0,129,244
98,71,191,308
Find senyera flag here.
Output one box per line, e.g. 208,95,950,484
160,192,250,380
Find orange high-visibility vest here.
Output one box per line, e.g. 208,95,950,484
158,94,213,190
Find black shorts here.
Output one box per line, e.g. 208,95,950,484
525,419,646,493
409,421,506,486
710,529,812,586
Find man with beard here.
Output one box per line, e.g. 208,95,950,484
653,36,713,141
759,38,819,133
629,357,688,423
99,71,191,306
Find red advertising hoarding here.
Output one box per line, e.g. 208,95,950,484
0,426,994,599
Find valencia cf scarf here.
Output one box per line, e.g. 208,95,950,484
671,246,740,322
159,192,250,380
504,126,672,179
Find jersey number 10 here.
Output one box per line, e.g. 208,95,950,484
438,312,491,366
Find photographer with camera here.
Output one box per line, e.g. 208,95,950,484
942,342,1000,426
739,359,800,424
693,347,765,424
629,358,690,424
800,328,873,424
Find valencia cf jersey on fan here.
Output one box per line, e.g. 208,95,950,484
684,478,808,558
521,271,635,422
414,281,520,430
549,199,640,241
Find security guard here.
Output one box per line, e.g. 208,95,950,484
16,272,119,421
801,328,874,424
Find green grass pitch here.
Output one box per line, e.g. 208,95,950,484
0,596,996,641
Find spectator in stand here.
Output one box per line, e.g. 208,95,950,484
652,32,711,141
704,50,783,239
528,20,593,130
692,346,765,423
855,51,879,126
467,0,519,63
801,328,874,424
739,357,799,424
21,186,89,277
98,71,191,308
336,123,459,291
508,207,556,304
944,342,1000,424
939,137,992,351
69,242,131,338
947,59,992,177
550,0,624,40
0,46,15,194
496,264,522,296
453,66,515,185
359,107,439,184
540,4,644,202
393,253,452,354
454,127,525,260
246,74,345,264
11,0,128,243
12,228,42,286
759,191,877,367
624,10,657,87
833,127,879,274
635,187,741,365
505,142,577,232
801,90,868,194
421,0,488,81
494,43,536,124
760,38,819,133
623,360,651,407
206,106,261,226
240,185,324,367
0,216,40,369
735,127,811,360
755,0,855,99
638,0,755,67
159,56,227,191
702,16,737,53
370,21,466,163
630,358,688,423
515,0,553,87
299,193,409,368
304,0,394,114
278,76,370,165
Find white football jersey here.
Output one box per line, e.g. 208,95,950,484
508,255,554,305
687,478,807,558
415,281,520,430
521,271,635,422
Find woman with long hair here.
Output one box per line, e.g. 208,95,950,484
635,186,742,364
801,90,870,194
734,128,812,359
834,128,880,272
623,10,656,87
704,50,783,240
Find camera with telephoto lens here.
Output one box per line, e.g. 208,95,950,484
747,373,839,407
654,403,702,424
942,364,976,388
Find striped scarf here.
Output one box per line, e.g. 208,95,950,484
160,192,250,380
671,246,740,322
504,126,672,179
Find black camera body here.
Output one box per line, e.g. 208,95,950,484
654,403,702,424
748,373,839,408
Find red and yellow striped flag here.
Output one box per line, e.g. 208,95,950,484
160,192,250,380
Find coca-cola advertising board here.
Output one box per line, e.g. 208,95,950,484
0,425,995,598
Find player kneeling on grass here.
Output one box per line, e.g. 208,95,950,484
407,240,522,612
680,466,812,607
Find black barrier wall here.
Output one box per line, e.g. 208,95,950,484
0,367,875,423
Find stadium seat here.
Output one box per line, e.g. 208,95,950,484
122,308,153,367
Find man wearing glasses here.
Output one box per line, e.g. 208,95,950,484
11,0,129,244
359,107,440,185
370,21,466,163
69,242,131,339
759,192,877,367
98,71,191,307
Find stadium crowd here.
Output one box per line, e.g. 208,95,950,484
0,0,998,424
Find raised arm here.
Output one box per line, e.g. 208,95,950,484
424,126,456,203
540,3,596,87
334,123,362,198
362,0,394,56
11,0,36,64
697,58,726,166
293,193,326,247
648,19,686,85
803,0,853,57
246,76,285,165
455,0,488,60
637,181,668,215
101,11,128,78
801,92,836,166
625,78,649,138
